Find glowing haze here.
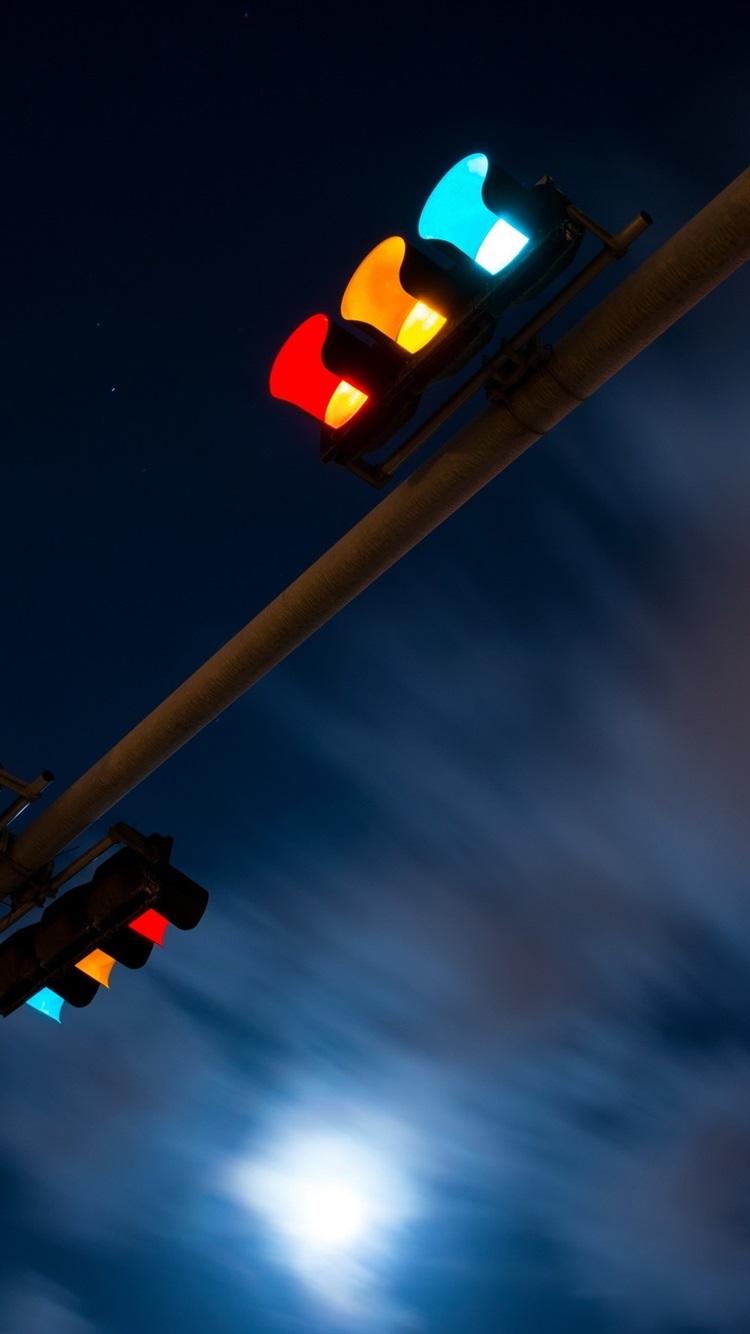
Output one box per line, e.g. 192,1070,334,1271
226,1121,416,1310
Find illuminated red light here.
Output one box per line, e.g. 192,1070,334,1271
129,909,169,946
269,314,368,428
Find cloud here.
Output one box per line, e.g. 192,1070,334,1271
522,1048,750,1331
0,969,220,1243
2,281,750,1333
0,1272,96,1334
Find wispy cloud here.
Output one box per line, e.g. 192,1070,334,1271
0,1272,96,1334
2,256,750,1333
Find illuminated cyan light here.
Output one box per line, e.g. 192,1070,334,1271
26,988,64,1022
75,948,115,987
129,908,169,946
341,237,446,353
475,217,530,273
419,153,529,274
270,314,368,429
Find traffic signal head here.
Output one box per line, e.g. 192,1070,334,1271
342,238,446,352
269,313,405,429
0,841,209,1020
418,153,531,274
270,149,584,477
0,918,102,1019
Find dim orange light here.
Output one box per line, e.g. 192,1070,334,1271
75,949,116,987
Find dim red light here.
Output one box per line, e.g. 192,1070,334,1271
129,909,169,946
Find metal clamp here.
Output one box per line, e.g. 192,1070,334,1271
484,336,547,403
357,207,652,486
0,821,171,938
0,766,54,832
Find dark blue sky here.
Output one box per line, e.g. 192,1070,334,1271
1,3,749,1331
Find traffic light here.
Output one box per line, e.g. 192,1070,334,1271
418,152,531,274
0,840,208,1020
419,153,585,307
269,151,584,473
339,236,483,352
269,313,407,431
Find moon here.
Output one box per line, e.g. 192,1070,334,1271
227,1123,416,1302
287,1173,370,1249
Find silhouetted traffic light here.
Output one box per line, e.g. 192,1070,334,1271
0,839,208,1021
270,151,583,473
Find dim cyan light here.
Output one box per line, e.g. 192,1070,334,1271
341,237,446,353
419,153,529,275
270,315,368,429
26,987,65,1021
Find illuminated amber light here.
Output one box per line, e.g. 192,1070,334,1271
75,949,116,987
324,381,368,429
341,238,445,353
397,300,446,352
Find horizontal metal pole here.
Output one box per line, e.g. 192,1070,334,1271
1,167,748,899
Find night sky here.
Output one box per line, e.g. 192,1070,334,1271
1,3,749,1331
